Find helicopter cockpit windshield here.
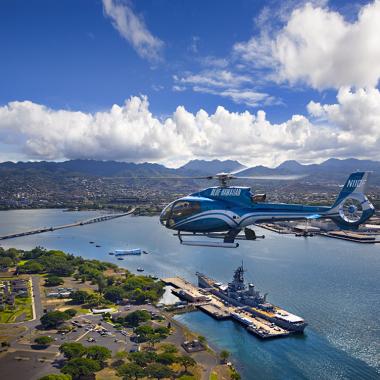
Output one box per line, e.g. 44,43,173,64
160,200,201,227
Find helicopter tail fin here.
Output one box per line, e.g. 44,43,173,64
327,172,375,228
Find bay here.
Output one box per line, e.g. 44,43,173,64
0,209,379,379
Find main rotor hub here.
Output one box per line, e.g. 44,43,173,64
215,172,236,187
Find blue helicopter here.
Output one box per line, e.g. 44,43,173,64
159,171,375,248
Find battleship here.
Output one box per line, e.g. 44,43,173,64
197,264,307,332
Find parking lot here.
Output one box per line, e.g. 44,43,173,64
44,314,136,354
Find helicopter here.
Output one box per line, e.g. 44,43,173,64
158,171,375,248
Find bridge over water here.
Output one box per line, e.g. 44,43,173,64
0,208,135,241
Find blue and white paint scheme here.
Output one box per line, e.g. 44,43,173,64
159,172,375,248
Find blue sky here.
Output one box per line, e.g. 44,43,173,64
0,0,379,166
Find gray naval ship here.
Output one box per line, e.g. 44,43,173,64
197,263,307,332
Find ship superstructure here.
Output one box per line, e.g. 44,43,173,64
197,264,307,332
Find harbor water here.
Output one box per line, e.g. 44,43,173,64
0,209,379,379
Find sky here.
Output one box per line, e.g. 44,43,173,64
0,0,379,167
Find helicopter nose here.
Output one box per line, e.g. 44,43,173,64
160,203,173,227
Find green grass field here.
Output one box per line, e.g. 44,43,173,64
0,278,33,323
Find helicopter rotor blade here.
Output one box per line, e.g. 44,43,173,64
232,174,307,180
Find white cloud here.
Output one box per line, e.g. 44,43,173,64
102,0,163,62
1,91,380,167
177,70,253,89
192,86,274,108
307,87,380,155
234,0,380,89
173,70,273,107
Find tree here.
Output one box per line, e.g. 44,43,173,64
156,352,176,365
177,355,196,372
38,375,72,380
161,343,178,354
128,351,157,367
85,293,103,307
123,310,151,327
40,311,71,329
145,363,173,380
220,350,230,364
59,342,86,360
0,256,13,269
62,357,101,379
103,286,125,303
146,332,162,347
96,275,107,294
69,290,89,305
34,336,54,346
117,362,145,380
44,275,64,287
18,261,44,274
86,345,111,365
64,309,77,318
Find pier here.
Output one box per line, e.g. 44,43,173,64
0,208,135,241
162,276,290,339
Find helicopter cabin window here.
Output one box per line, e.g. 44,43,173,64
251,193,266,203
171,201,201,220
160,204,173,225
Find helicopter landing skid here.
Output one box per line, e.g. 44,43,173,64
176,229,242,248
174,231,239,248
175,228,265,248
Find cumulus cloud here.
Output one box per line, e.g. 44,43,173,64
102,0,163,62
1,91,380,166
234,0,380,89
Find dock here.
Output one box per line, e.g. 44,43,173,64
162,276,291,339
0,208,135,241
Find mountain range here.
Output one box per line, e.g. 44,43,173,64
0,158,379,185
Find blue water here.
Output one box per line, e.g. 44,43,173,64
0,209,379,379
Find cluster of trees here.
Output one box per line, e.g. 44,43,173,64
40,309,77,329
116,344,196,380
0,247,20,269
113,309,152,327
69,290,105,308
17,248,77,276
133,325,170,345
4,247,116,281
44,275,64,287
103,275,165,304
2,247,164,307
74,259,117,283
58,342,111,379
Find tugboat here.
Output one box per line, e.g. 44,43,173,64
89,241,94,244
143,250,149,254
95,245,101,248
